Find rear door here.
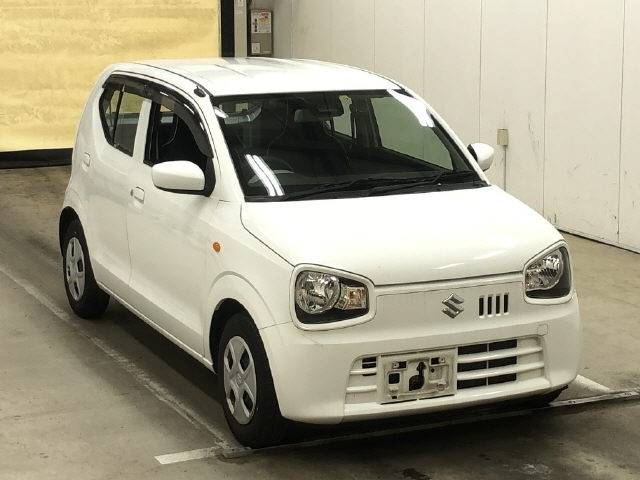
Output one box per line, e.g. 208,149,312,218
125,81,217,355
86,78,146,298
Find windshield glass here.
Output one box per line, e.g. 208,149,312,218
213,89,484,201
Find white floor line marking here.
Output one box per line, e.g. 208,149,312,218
574,374,611,393
0,263,235,451
157,389,640,464
155,447,223,465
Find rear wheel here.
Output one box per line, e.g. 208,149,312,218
218,313,287,447
62,219,109,319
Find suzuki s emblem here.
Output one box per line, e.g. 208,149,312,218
442,293,464,318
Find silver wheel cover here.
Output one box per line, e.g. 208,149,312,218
65,237,86,301
223,336,257,425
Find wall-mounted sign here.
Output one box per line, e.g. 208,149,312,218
251,10,272,34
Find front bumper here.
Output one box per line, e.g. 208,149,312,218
261,275,581,424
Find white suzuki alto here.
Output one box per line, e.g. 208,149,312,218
60,58,580,447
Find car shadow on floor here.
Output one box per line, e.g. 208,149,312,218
103,301,225,405
98,299,616,448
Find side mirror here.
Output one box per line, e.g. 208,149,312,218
152,161,205,194
468,143,495,171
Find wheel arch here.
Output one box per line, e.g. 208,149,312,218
208,298,249,373
59,206,80,254
205,273,279,372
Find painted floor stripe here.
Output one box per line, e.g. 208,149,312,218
155,389,640,464
574,374,611,393
155,447,226,465
0,262,237,451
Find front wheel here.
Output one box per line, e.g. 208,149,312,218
218,313,287,447
62,219,109,319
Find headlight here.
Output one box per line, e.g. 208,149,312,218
295,270,368,323
525,247,572,299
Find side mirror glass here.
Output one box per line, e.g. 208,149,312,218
468,143,495,171
152,161,205,194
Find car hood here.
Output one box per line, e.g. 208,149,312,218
241,186,563,285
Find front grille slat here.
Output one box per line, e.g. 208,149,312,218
456,337,544,390
456,345,542,364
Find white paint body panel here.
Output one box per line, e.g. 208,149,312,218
242,186,561,286
62,59,580,426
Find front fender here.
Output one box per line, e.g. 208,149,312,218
203,273,282,364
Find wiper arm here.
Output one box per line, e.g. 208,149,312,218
278,176,431,200
253,171,480,201
368,171,481,195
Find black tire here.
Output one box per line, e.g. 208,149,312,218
62,219,109,319
218,313,287,448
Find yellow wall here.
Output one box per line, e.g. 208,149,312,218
0,0,219,152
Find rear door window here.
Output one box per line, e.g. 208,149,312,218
99,84,144,156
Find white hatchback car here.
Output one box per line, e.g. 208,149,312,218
60,58,580,447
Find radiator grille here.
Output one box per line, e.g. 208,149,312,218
479,293,509,317
457,337,544,390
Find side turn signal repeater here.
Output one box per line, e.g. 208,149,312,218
212,242,221,253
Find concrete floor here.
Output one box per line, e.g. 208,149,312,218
1,166,639,479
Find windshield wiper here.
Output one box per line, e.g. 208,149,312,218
251,171,482,201
368,170,482,195
276,176,434,200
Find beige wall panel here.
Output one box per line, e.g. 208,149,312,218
620,0,640,251
374,0,424,94
479,0,547,209
272,0,293,58
425,0,481,146
291,0,331,60
0,0,219,152
330,0,374,70
544,0,624,243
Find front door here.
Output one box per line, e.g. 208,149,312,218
125,88,216,355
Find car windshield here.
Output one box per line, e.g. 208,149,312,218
213,89,484,201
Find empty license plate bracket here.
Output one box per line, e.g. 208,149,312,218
381,349,456,403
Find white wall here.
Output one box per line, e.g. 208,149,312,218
545,0,624,244
620,0,640,251
274,0,640,253
479,0,547,212
426,0,481,147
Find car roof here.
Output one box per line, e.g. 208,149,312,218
120,57,400,97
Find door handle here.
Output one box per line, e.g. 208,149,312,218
82,152,91,167
130,187,145,203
